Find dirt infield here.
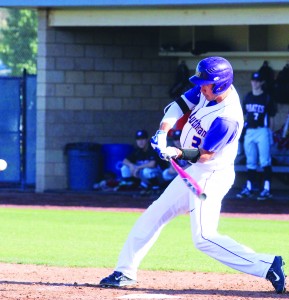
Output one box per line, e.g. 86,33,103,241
0,264,289,300
0,264,287,300
0,190,288,299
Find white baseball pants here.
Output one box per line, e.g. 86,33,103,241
115,164,274,280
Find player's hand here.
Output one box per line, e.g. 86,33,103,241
151,130,167,151
158,146,180,161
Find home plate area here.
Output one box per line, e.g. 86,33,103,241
98,268,286,300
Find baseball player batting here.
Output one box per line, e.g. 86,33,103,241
99,56,286,293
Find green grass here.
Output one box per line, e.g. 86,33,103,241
0,208,288,274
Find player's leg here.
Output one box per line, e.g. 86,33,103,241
244,129,259,170
116,164,138,190
237,129,258,198
256,128,273,200
138,167,163,191
100,174,190,286
189,166,285,293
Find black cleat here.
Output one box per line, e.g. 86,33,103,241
266,256,286,294
236,187,254,199
99,271,136,288
257,189,272,201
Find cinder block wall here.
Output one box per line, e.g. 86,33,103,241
37,10,179,191
36,10,288,192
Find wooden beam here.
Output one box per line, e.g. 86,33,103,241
49,6,289,27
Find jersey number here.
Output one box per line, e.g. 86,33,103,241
192,136,201,148
254,112,259,120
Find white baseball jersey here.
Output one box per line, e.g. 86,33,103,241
181,85,244,170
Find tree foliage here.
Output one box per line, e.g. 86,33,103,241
0,9,37,76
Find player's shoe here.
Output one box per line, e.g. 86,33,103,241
236,187,254,199
114,181,135,191
266,256,286,294
257,189,272,200
99,271,136,288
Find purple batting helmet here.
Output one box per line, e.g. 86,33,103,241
189,56,233,95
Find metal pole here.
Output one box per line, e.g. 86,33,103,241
20,68,27,189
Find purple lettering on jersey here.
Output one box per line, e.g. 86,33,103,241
203,117,239,152
188,114,207,137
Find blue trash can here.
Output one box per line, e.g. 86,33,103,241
101,143,134,179
65,143,102,191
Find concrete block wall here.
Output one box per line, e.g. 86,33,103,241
37,10,179,191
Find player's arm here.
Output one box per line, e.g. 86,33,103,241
201,117,239,161
158,147,201,163
198,149,215,163
136,160,156,169
161,86,201,130
151,86,201,150
122,158,136,172
166,117,239,163
162,147,212,163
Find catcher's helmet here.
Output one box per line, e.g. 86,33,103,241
189,56,233,95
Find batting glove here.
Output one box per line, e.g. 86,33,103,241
159,146,179,161
151,130,167,151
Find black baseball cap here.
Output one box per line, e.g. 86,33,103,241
135,129,148,140
251,72,264,82
172,130,182,140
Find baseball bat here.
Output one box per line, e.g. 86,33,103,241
170,158,207,200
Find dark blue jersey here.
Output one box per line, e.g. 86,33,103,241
243,92,276,128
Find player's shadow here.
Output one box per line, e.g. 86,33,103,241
0,281,287,298
0,280,99,288
126,287,288,298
